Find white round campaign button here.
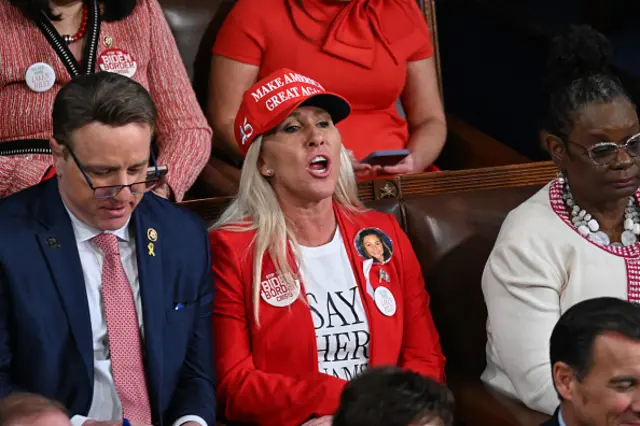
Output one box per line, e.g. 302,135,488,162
25,62,55,92
374,286,396,317
260,275,300,307
98,48,138,78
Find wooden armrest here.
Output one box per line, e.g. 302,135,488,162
180,162,558,224
448,376,550,426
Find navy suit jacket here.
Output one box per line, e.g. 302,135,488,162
0,179,216,426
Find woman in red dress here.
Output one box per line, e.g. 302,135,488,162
204,0,446,195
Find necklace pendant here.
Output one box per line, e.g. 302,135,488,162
589,231,611,246
625,218,635,230
562,182,640,247
622,230,637,246
578,225,590,236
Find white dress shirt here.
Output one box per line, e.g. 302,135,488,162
64,206,206,426
559,409,567,426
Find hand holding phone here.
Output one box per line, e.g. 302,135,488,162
360,149,410,167
347,149,374,177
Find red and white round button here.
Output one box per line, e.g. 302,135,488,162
260,275,300,308
374,286,396,317
98,48,137,78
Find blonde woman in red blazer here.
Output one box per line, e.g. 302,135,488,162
209,68,446,426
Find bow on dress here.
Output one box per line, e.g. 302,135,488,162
287,0,431,69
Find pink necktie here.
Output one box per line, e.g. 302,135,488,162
92,233,152,424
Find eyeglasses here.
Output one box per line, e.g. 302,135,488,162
64,145,162,199
566,132,640,167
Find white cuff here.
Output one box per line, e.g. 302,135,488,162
173,414,208,426
70,415,90,426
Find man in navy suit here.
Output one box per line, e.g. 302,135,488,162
543,298,640,426
0,72,215,426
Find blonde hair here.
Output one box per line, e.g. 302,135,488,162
211,135,363,322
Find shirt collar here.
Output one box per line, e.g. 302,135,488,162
558,407,567,426
63,202,131,244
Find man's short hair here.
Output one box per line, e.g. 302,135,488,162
550,297,640,383
333,367,454,426
0,393,67,425
52,72,157,148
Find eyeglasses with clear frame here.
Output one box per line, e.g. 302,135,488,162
64,145,162,199
566,132,640,167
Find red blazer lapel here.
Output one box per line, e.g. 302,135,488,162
254,204,407,374
333,203,403,366
250,249,318,375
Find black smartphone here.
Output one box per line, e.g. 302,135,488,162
360,149,409,167
147,165,168,180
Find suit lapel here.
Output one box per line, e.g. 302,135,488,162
133,198,164,417
35,180,93,384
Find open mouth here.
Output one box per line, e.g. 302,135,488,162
307,155,331,177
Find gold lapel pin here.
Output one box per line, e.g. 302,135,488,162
147,242,155,257
103,35,113,48
147,228,158,242
46,237,60,248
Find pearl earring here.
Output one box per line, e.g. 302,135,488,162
265,169,274,176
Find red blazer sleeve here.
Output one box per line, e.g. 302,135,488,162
211,0,265,66
210,230,347,426
145,0,212,201
393,219,446,382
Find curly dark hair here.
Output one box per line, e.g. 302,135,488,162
543,25,634,138
9,0,138,22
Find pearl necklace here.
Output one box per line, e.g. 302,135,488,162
560,174,640,246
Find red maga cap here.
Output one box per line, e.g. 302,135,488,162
234,68,351,156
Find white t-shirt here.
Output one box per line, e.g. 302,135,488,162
299,229,371,381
